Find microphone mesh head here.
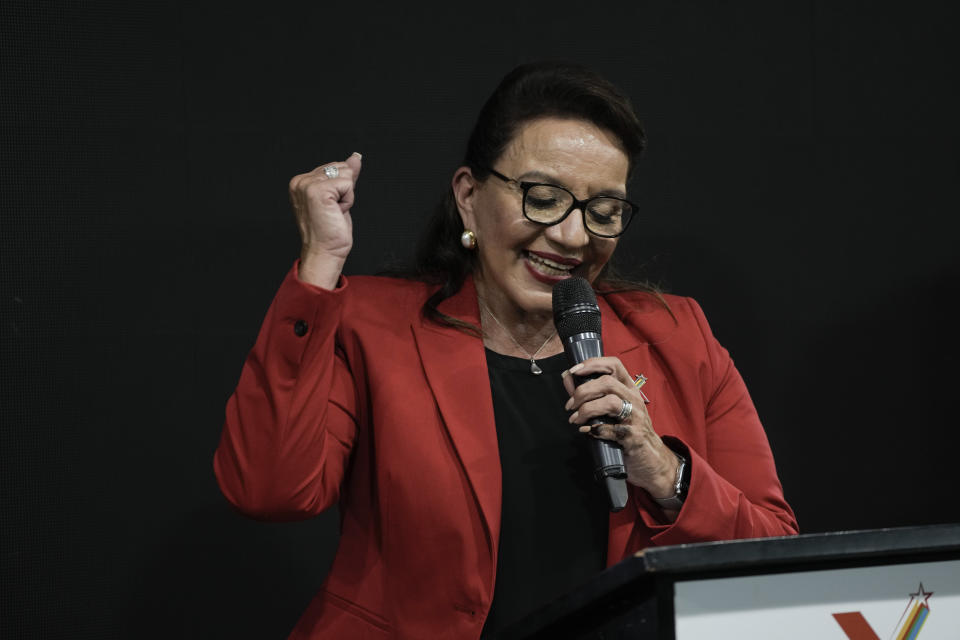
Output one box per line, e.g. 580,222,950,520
552,277,602,339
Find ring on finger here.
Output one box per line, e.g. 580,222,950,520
616,399,633,422
323,165,340,179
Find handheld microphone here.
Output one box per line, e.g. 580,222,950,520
552,277,628,512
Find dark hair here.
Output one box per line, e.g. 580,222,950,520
410,61,656,332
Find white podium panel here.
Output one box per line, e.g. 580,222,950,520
674,559,960,640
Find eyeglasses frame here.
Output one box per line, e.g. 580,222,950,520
485,167,637,238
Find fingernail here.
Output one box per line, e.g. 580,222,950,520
578,425,591,433
564,398,573,410
569,411,579,423
351,151,362,158
560,369,569,378
569,364,584,374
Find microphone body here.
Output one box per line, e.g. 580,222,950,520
553,279,629,512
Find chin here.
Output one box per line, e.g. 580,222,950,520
524,282,563,316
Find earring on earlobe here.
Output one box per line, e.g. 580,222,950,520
461,230,477,250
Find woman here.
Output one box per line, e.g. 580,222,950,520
214,62,797,639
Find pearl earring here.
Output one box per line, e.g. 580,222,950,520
460,230,477,250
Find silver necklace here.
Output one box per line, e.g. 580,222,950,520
478,300,556,375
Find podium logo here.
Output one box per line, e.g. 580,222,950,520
832,583,933,640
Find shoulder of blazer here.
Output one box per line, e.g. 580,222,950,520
599,289,705,348
337,275,447,341
341,275,434,313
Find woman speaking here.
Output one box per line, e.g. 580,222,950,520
214,62,798,639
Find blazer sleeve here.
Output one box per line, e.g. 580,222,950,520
213,263,359,521
636,298,799,543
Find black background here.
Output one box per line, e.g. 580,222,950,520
2,1,958,638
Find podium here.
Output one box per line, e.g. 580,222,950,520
499,523,960,639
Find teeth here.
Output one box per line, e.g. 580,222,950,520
527,252,575,274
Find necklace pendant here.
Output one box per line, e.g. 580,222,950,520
530,359,543,375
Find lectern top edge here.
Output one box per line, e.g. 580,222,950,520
636,522,960,575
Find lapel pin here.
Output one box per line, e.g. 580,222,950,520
633,374,650,404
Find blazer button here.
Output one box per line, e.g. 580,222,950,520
293,320,308,337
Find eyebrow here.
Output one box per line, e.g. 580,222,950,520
516,170,627,199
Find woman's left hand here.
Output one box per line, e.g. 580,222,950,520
562,357,679,503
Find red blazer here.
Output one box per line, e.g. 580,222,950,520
214,264,797,640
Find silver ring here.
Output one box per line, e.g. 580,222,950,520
323,165,340,179
616,399,633,422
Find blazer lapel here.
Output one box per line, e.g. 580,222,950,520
410,278,501,556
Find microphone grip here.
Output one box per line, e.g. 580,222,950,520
588,418,628,480
563,334,628,511
574,373,629,512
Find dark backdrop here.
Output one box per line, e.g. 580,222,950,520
3,1,958,638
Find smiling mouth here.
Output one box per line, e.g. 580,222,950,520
524,251,579,276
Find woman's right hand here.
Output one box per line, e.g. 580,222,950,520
288,152,363,289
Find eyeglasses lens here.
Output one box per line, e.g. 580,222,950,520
523,185,632,236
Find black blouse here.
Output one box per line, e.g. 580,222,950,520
480,349,608,637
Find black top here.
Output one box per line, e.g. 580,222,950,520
480,349,608,638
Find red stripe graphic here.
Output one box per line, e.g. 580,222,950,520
833,612,882,640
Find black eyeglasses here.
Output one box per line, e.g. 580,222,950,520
486,168,637,238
